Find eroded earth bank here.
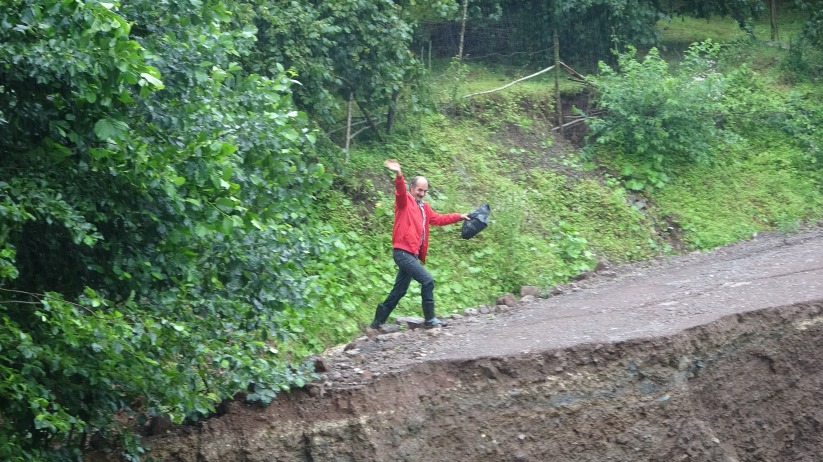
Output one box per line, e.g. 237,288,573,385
133,228,823,461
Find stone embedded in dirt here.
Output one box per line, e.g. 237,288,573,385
552,283,582,295
464,308,479,316
572,270,593,281
364,327,380,338
595,258,611,271
376,332,403,342
496,305,510,312
145,414,172,436
305,355,327,373
395,316,425,329
343,342,357,351
378,324,401,334
450,313,464,319
306,383,325,398
496,293,518,306
520,295,537,304
479,306,491,314
626,193,647,210
520,285,541,297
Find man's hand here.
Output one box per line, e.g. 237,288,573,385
460,213,470,221
384,159,401,175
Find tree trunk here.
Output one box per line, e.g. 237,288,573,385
770,0,778,41
385,89,399,134
554,29,563,133
357,101,383,142
458,0,468,61
345,91,353,162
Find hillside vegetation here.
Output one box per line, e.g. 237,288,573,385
306,16,823,355
1,0,822,459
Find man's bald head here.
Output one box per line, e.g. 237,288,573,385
409,176,428,201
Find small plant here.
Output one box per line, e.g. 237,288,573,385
549,221,596,281
446,55,470,108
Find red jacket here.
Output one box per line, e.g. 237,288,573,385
392,174,462,263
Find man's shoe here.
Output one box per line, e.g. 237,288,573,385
424,317,448,328
371,303,391,330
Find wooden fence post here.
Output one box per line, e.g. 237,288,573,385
554,29,563,134
458,0,468,61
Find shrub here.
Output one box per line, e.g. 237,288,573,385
584,42,735,191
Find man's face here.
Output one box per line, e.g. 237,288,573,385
411,178,428,201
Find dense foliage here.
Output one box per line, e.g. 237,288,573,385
583,41,737,190
239,1,409,128
584,35,823,191
235,0,457,131
1,0,330,459
433,0,664,68
796,0,823,47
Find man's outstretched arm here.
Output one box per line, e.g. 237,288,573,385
385,159,409,207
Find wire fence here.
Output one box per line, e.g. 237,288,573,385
415,4,619,73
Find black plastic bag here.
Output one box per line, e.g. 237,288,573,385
461,203,490,239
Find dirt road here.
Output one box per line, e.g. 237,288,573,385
318,227,823,378
438,226,823,359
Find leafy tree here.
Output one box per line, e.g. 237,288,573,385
236,0,435,133
794,0,823,48
1,0,331,458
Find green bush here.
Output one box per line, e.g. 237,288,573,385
584,42,736,190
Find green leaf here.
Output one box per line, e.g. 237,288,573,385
221,216,234,235
139,72,164,89
93,118,128,141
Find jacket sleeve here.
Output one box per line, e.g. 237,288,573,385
395,174,408,210
427,204,463,226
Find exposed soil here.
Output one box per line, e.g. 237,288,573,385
96,226,823,461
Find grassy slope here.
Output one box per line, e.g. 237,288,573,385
288,12,823,357
653,12,823,248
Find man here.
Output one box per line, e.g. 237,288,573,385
370,159,469,329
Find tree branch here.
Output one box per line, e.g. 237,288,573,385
463,65,556,98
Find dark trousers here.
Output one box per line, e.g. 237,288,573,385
381,249,435,317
